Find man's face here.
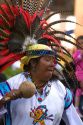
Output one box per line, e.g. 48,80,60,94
35,55,55,81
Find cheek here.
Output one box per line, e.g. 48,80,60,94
35,63,53,80
37,64,47,72
37,61,49,70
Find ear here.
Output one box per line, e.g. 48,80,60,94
30,59,37,69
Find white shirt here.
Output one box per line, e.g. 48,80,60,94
0,73,83,125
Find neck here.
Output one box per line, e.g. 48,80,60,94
28,72,46,90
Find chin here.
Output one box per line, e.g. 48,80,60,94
43,73,53,81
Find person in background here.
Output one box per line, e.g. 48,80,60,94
74,72,83,121
73,35,83,121
73,35,83,76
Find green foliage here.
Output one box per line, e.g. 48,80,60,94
3,66,22,79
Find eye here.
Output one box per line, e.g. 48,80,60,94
44,56,55,61
45,57,50,61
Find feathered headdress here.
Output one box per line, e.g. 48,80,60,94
0,0,81,89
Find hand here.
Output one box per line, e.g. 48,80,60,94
0,89,19,108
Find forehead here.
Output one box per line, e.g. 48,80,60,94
40,55,55,59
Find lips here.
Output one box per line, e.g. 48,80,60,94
48,68,54,72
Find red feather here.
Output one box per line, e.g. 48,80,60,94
0,53,24,72
0,49,9,56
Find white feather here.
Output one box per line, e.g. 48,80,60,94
22,36,37,51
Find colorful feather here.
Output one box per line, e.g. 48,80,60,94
0,0,81,89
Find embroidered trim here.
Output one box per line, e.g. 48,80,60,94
30,105,54,125
64,88,73,109
23,73,52,103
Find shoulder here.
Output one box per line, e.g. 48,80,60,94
52,80,73,109
64,88,73,109
52,80,66,98
7,73,27,89
54,80,66,93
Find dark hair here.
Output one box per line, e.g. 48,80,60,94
76,35,83,49
38,38,50,45
0,73,7,82
62,62,79,90
23,57,41,72
50,71,59,81
77,35,83,41
64,62,75,71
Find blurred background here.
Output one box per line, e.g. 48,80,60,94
0,0,83,78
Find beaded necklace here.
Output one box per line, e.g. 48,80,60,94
24,72,52,103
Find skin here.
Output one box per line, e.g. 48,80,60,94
77,39,83,49
29,55,55,91
77,39,83,54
